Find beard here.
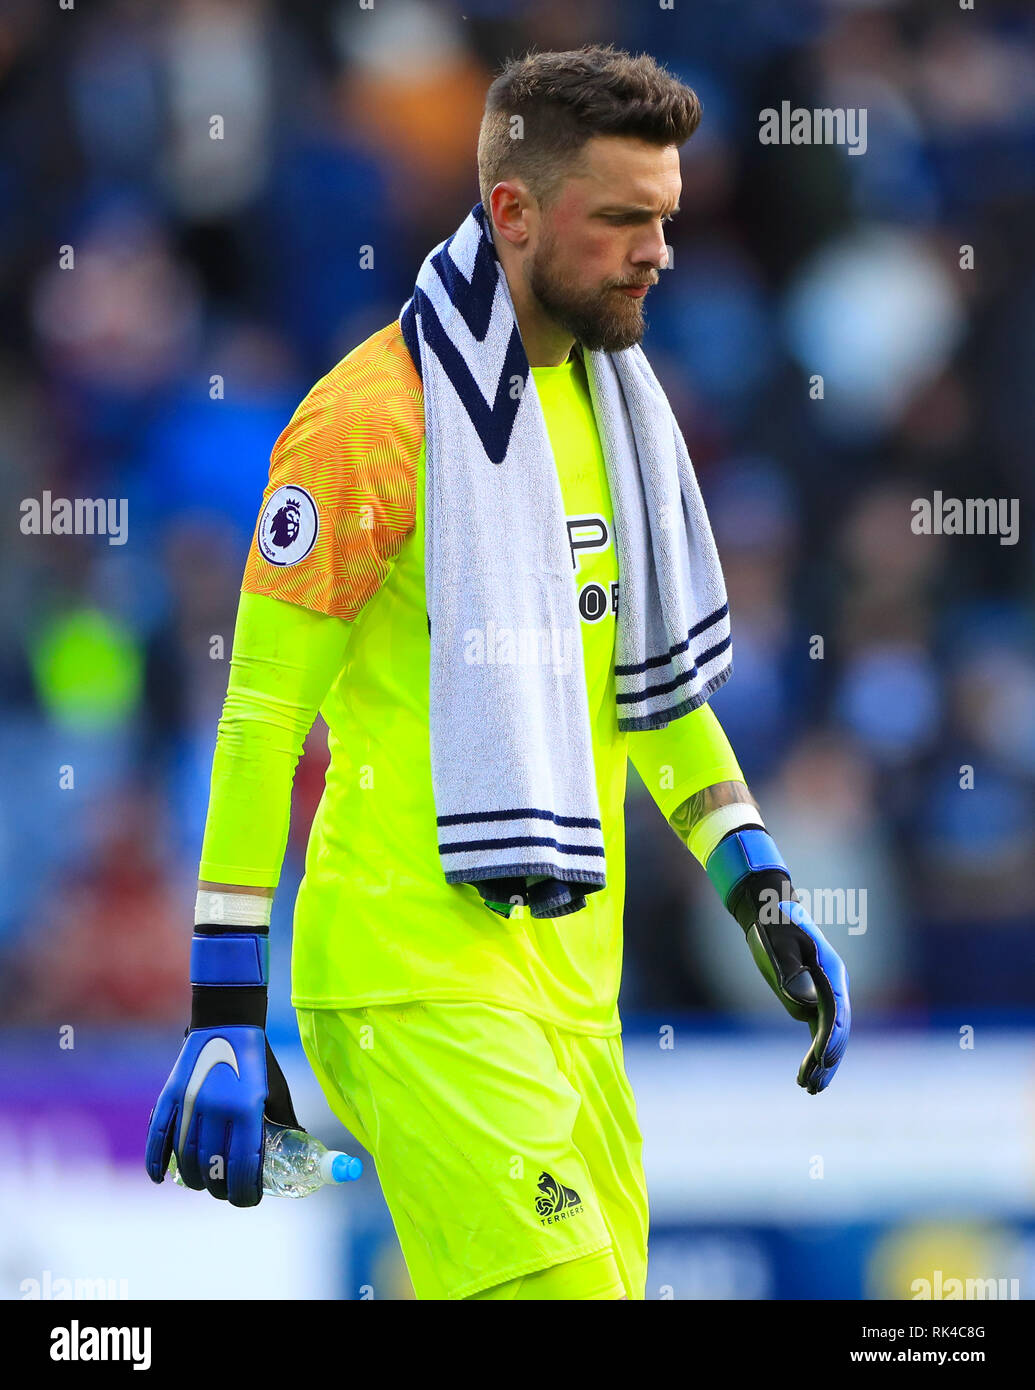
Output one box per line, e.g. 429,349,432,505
525,229,650,353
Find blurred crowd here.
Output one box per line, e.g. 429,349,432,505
1,0,1032,1029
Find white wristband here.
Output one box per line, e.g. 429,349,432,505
195,890,272,929
687,803,765,868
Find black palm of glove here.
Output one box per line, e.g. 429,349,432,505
731,870,851,1095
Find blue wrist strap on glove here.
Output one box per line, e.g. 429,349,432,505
705,828,788,910
190,932,270,987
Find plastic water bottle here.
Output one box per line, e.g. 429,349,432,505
261,1123,363,1196
168,1121,362,1198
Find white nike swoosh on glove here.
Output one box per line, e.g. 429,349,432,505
177,1037,241,1155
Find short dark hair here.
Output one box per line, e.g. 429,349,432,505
477,44,701,212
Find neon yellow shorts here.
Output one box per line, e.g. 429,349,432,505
296,1000,649,1300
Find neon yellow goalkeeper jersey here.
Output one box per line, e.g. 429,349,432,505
238,321,741,1036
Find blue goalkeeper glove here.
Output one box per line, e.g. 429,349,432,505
706,828,851,1094
145,926,300,1206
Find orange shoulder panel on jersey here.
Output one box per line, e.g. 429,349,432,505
241,319,424,621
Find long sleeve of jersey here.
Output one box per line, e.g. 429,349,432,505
197,590,353,888
627,702,747,828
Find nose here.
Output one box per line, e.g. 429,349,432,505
632,221,670,274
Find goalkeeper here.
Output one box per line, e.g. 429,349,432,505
146,45,849,1302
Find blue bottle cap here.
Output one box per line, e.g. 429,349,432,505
330,1153,363,1183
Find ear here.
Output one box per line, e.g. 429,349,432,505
489,180,535,249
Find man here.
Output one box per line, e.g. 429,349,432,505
146,44,849,1302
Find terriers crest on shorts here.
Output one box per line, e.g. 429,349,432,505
257,484,319,566
535,1171,584,1225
